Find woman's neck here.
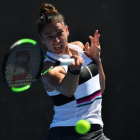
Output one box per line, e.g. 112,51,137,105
62,45,72,55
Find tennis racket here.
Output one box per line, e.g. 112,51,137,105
2,38,74,92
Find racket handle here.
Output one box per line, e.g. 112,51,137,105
59,58,75,66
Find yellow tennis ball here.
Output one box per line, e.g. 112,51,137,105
75,119,91,134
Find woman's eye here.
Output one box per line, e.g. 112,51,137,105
57,31,63,36
46,35,53,39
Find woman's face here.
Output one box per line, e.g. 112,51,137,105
41,21,69,54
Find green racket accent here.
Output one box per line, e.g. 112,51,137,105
42,67,53,75
17,39,36,45
11,85,31,92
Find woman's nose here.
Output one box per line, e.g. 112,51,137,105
53,37,60,43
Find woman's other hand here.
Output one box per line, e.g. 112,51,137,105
84,30,101,62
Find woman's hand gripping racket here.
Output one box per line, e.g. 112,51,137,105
2,38,74,92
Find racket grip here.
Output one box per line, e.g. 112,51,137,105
59,58,75,66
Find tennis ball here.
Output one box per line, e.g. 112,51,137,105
75,119,91,134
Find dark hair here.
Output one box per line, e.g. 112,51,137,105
37,3,65,35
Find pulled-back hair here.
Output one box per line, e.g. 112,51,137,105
37,3,65,35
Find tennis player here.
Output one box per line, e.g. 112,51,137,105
37,3,110,140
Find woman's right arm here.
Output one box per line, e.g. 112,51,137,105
42,55,83,97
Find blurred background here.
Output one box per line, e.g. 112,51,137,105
0,0,140,139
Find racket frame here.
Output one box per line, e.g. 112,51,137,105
2,38,44,92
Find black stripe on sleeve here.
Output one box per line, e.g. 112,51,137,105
79,61,98,85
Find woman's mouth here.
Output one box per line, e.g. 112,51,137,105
54,45,62,50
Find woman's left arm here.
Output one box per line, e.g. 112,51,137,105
95,58,105,94
84,30,105,94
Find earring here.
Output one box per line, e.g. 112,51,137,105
67,33,69,37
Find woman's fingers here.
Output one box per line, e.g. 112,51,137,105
70,55,83,70
94,30,100,43
84,42,89,51
75,56,83,66
96,34,100,46
89,35,94,42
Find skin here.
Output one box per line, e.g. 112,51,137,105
41,21,105,96
41,22,70,55
85,30,105,94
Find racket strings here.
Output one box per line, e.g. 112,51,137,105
5,44,42,88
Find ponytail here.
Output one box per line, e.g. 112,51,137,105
37,3,65,35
